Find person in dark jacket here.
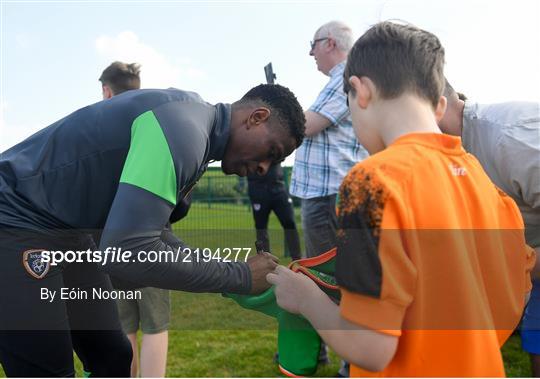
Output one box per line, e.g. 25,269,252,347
248,163,301,260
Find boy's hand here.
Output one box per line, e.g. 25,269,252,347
266,265,324,315
246,252,279,294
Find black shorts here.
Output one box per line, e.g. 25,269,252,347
0,229,132,377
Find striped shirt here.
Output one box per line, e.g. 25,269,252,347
290,61,368,199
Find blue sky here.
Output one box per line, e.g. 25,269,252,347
1,0,539,163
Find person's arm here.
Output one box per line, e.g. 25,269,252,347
99,183,254,293
500,121,540,213
496,124,540,247
160,225,279,294
525,246,538,304
268,266,398,372
304,70,350,138
534,247,540,280
304,110,332,137
524,246,537,306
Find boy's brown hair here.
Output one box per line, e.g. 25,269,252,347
343,21,445,109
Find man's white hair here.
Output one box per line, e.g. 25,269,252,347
315,20,354,52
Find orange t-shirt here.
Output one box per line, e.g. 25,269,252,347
335,133,536,377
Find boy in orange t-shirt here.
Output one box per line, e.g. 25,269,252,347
267,21,536,377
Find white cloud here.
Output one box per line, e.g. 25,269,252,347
95,31,207,89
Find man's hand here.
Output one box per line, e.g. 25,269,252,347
266,265,325,314
247,252,279,294
534,247,540,280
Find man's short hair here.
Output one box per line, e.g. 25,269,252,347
237,84,306,148
344,21,445,109
315,20,354,52
99,61,141,95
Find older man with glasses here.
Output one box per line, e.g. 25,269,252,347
289,20,369,376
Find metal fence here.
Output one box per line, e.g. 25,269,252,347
172,167,300,257
189,166,294,207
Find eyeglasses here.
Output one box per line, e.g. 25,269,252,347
310,38,328,50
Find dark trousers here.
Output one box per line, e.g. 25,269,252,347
249,187,301,260
300,195,338,258
0,230,132,377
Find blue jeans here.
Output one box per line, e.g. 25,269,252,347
300,195,338,258
522,279,540,354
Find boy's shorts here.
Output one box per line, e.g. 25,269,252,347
522,280,540,354
117,287,170,334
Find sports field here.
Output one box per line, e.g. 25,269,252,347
0,202,533,377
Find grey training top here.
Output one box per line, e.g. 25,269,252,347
0,88,251,293
462,101,540,247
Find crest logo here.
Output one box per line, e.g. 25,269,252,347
22,249,50,279
253,203,261,211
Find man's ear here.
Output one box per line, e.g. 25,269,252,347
102,85,114,100
247,107,271,128
349,76,374,109
434,95,448,123
326,37,336,51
